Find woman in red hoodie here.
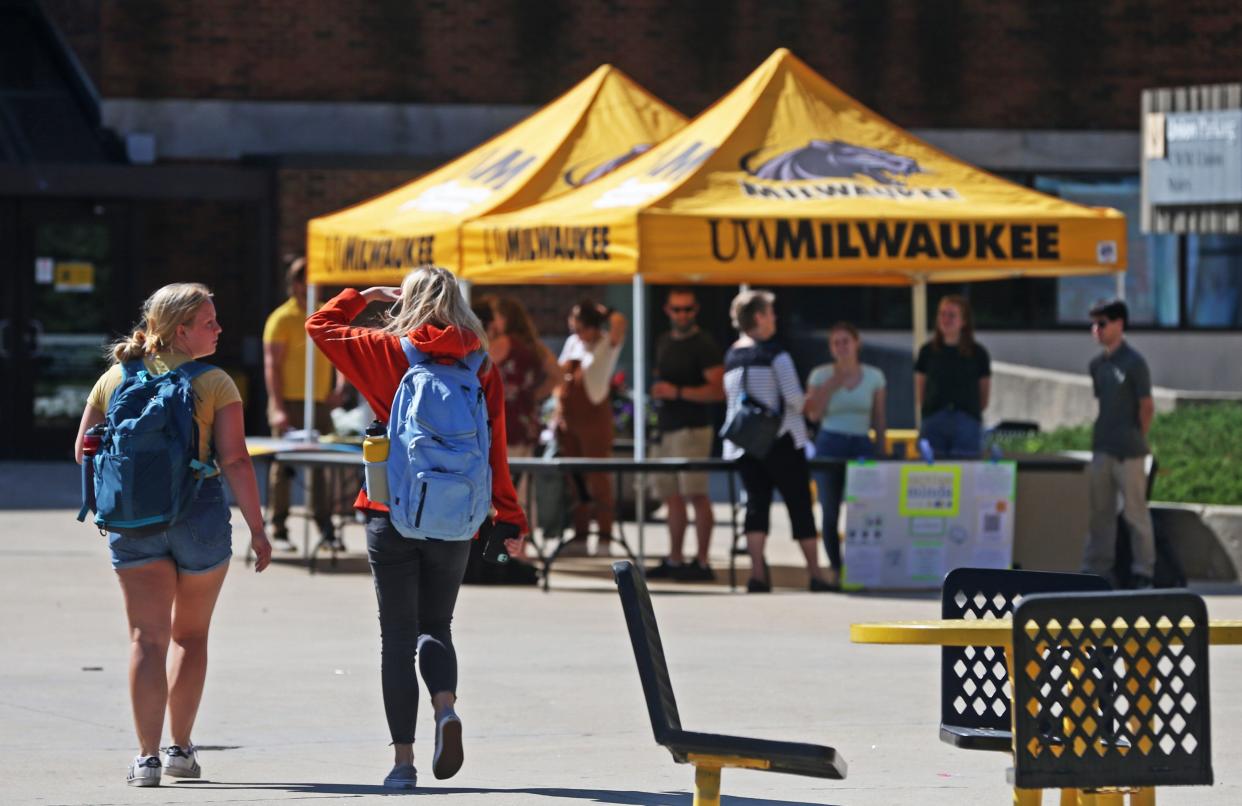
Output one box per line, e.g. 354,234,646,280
307,266,528,790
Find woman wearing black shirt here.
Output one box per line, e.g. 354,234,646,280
914,295,991,459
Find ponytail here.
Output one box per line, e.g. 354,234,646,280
107,283,212,364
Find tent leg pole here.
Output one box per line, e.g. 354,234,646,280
632,275,647,569
911,276,927,431
304,283,317,443
461,279,472,303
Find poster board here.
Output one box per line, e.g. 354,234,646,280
842,460,1016,590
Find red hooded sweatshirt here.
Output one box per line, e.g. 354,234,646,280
306,289,528,534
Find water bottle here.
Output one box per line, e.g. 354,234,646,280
78,423,106,521
362,420,390,505
917,438,935,464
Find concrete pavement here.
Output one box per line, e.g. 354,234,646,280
4,466,1242,805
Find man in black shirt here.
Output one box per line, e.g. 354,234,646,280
1083,299,1156,588
648,288,724,581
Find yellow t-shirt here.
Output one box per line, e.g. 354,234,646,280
263,297,333,402
87,352,242,464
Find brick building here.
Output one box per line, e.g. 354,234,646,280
3,0,1239,455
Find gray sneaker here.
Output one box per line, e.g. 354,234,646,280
163,744,201,778
127,755,161,787
383,763,418,789
433,710,464,780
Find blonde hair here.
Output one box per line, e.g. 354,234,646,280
110,283,213,363
377,266,488,350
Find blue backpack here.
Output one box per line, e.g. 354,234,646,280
78,360,217,535
386,338,492,540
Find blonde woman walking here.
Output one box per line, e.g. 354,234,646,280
74,283,272,787
307,266,528,789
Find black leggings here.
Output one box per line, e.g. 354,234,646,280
736,433,818,540
366,512,472,745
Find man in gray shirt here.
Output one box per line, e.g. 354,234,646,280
1082,299,1156,588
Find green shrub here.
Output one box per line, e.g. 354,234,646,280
1000,403,1242,506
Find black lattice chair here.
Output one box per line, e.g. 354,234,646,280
1010,590,1213,804
611,561,846,806
941,568,1111,752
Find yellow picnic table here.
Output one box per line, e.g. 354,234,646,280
851,618,1242,805
851,618,1242,647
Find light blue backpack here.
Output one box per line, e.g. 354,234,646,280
386,338,492,540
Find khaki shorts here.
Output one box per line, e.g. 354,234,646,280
650,426,714,498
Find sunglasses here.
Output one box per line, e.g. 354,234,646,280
1091,319,1113,329
667,305,698,314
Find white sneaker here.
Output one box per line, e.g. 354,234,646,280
127,755,161,787
163,744,201,778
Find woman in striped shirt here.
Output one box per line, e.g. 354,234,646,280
722,290,835,593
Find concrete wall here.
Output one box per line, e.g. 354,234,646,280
1012,465,1242,583
866,330,1242,393
1013,463,1091,572
102,100,535,161
987,361,1185,431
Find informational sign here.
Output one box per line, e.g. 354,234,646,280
54,262,95,293
1145,109,1242,205
842,460,1016,590
35,257,54,284
898,464,961,517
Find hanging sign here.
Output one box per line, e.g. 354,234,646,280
54,262,95,293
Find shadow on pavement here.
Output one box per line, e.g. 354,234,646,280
0,462,82,510
181,781,838,804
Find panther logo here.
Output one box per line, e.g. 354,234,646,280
741,139,923,186
564,144,653,187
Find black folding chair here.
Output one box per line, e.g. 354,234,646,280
611,561,846,805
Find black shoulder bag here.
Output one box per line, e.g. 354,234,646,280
719,364,784,458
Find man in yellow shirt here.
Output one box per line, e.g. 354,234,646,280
264,256,343,551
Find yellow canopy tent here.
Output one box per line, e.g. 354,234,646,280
297,65,686,430
459,48,1128,462
306,64,687,285
461,47,1126,286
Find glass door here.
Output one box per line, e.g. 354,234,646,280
1,199,130,459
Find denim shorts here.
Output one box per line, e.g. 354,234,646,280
109,479,233,574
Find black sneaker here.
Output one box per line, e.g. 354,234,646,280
646,558,683,579
1129,574,1154,590
746,577,771,593
810,577,840,593
677,561,716,582
383,763,418,789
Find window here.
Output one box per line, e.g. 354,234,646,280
1186,235,1242,327
1035,176,1179,327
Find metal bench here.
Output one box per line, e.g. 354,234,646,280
611,560,846,805
940,567,1110,752
1011,589,1213,804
